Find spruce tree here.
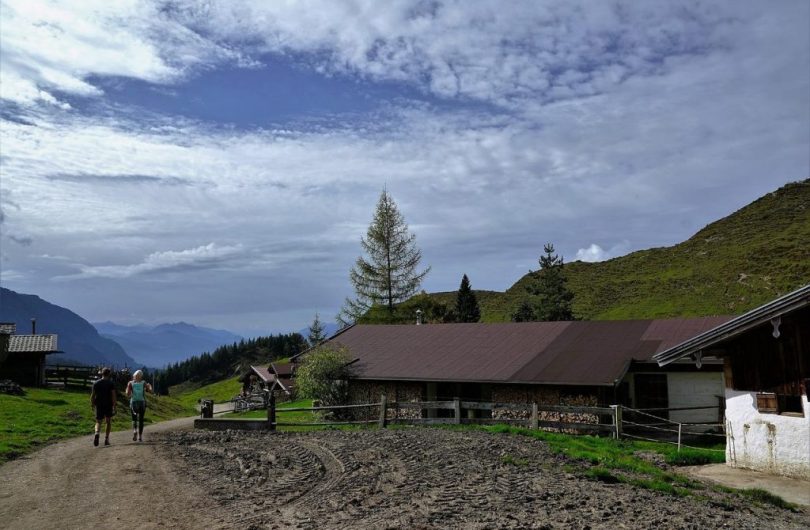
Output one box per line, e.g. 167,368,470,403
338,189,430,326
455,274,481,323
525,243,574,321
308,313,326,346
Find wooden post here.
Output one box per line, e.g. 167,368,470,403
611,404,622,440
378,394,388,428
267,392,276,431
454,397,461,424
677,423,682,453
531,402,539,430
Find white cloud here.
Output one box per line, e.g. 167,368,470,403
575,241,631,263
0,0,245,107
55,243,244,280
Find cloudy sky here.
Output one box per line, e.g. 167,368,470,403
1,0,808,337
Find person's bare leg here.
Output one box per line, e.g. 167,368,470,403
93,420,100,446
104,418,112,445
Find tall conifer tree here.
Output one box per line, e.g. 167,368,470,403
338,189,430,326
455,274,481,323
308,313,326,346
527,243,574,321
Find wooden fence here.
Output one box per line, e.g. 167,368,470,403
195,395,618,435
45,365,97,388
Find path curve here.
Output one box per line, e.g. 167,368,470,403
0,417,227,530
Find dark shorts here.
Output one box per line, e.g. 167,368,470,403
95,404,113,421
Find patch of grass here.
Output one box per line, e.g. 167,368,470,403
740,488,797,511
585,466,620,483
0,386,195,463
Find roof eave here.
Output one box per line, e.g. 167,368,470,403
653,284,810,366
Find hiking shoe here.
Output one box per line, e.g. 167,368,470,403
133,431,137,441
138,436,143,442
93,434,99,447
104,439,110,446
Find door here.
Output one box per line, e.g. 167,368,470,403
634,374,669,420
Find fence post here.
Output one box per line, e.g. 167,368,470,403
379,394,388,428
454,397,461,424
267,392,276,431
531,402,539,430
611,405,622,440
677,423,682,453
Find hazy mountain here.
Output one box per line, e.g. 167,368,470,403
0,287,138,367
93,321,243,368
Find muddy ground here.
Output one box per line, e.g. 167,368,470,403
158,428,809,529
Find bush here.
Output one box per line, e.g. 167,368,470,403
295,346,356,408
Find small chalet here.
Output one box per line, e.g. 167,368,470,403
654,284,810,480
244,362,296,397
319,316,733,424
0,322,61,386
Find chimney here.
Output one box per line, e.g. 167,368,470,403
415,309,422,326
31,318,36,335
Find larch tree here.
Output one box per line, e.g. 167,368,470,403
455,274,481,323
338,189,430,327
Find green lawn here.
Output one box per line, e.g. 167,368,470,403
169,376,242,410
0,387,194,463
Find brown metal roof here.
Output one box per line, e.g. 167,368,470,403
271,362,294,376
8,334,59,353
250,365,274,383
325,317,732,387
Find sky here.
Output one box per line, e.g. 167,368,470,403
0,0,808,338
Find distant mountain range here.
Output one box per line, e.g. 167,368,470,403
93,321,243,368
0,287,138,367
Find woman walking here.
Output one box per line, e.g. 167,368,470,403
126,370,153,442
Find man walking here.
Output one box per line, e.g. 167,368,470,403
91,367,116,446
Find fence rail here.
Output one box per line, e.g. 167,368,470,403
45,365,97,388
195,396,727,452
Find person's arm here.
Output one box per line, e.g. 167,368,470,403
91,386,96,408
111,386,117,412
126,381,133,398
145,382,153,394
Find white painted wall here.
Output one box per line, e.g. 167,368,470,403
668,372,725,425
725,389,810,480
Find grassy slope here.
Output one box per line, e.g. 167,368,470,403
0,387,194,463
432,180,810,321
169,376,243,409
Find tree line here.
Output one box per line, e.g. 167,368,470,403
152,333,308,394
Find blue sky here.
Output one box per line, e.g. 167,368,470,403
1,0,808,337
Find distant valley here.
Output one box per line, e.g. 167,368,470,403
93,321,243,369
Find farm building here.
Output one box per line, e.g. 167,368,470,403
0,322,61,386
244,362,295,397
655,284,810,480
317,317,732,424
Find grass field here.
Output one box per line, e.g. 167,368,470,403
0,386,194,463
169,376,243,409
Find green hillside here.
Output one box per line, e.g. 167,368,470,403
433,179,810,321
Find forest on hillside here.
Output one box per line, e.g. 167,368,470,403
154,333,307,393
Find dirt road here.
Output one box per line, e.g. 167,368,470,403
0,418,226,530
2,424,808,529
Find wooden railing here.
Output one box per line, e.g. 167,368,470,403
45,365,96,388
261,395,617,435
